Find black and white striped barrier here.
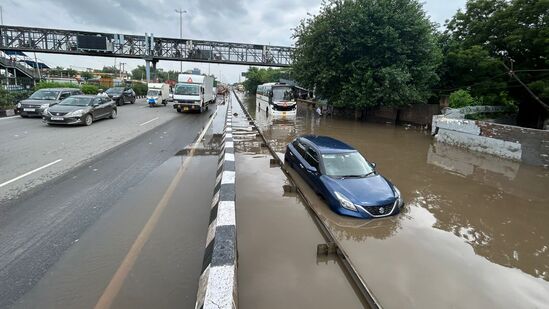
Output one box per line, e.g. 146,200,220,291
195,101,237,309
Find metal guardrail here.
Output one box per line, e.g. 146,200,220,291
0,25,293,67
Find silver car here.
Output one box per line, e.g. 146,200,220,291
17,88,83,118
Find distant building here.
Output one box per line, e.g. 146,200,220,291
183,68,201,75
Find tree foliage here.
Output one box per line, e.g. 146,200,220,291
242,67,290,94
440,0,549,107
291,0,441,108
449,89,476,108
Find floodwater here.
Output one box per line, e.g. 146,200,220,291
231,99,367,309
241,94,549,308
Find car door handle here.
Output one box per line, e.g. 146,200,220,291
299,163,304,169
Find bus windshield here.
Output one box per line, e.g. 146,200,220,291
175,84,199,96
272,87,293,101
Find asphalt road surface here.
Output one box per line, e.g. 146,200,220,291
0,99,226,308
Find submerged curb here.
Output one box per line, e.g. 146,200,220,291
195,100,237,309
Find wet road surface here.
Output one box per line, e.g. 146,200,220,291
0,100,226,308
0,99,180,205
231,95,366,308
240,93,549,308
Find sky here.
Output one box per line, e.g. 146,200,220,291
2,0,467,83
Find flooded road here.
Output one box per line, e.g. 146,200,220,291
241,94,549,308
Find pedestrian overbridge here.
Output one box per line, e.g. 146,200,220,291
0,25,293,68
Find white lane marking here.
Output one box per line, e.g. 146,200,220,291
139,117,159,126
0,159,63,188
0,116,19,120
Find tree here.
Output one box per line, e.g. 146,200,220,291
80,71,94,80
441,0,549,127
291,0,441,108
242,67,290,94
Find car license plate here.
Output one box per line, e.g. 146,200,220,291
51,116,64,121
184,107,189,111
23,108,35,112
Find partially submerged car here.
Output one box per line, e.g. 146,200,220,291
17,88,83,117
285,135,404,219
43,95,117,126
105,87,136,106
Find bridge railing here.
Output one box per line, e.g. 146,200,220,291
0,25,293,67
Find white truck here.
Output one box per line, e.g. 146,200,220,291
146,83,170,107
173,74,215,113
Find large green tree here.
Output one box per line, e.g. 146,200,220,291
440,0,549,125
291,0,441,108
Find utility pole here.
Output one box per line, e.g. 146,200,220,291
175,8,187,73
0,6,4,26
119,62,126,79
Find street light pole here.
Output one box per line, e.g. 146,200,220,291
175,8,187,73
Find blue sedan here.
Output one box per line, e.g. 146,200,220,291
285,135,403,219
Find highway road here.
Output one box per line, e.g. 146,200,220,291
0,99,226,308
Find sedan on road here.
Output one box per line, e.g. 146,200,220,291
43,95,117,126
106,87,136,106
17,88,83,117
285,135,404,219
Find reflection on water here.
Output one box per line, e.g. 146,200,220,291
241,94,549,307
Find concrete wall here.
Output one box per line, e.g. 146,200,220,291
432,115,549,166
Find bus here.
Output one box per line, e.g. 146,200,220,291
256,83,297,117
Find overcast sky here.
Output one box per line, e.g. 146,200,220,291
3,0,466,83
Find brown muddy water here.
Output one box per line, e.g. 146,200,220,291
240,94,549,308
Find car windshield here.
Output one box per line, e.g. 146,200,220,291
106,88,123,94
29,90,60,100
175,84,199,95
322,152,374,178
59,97,93,106
272,87,293,101
147,90,160,96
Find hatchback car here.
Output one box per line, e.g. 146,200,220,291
43,95,117,126
17,88,83,117
285,135,403,219
105,87,136,106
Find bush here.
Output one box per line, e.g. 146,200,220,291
0,89,33,109
81,84,99,94
35,81,79,90
449,90,476,108
132,82,147,96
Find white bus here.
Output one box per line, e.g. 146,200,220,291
256,83,297,117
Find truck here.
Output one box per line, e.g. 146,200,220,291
146,83,170,107
173,74,215,113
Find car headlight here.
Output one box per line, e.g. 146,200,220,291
40,103,49,109
334,191,357,211
65,109,84,117
393,186,403,205
17,102,21,108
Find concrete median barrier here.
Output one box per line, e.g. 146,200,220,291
195,100,237,309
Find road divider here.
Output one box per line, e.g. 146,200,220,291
0,159,63,188
196,99,237,309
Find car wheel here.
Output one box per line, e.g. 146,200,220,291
84,114,93,126
20,114,28,118
131,98,135,104
176,108,182,113
117,98,123,106
110,109,117,119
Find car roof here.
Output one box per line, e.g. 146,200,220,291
299,135,356,154
37,88,81,91
69,95,96,98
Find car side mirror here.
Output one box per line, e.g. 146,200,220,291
371,162,376,168
92,103,100,107
307,165,318,174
